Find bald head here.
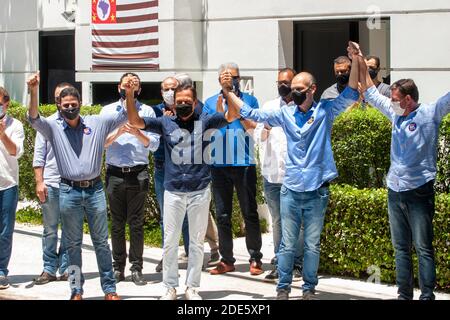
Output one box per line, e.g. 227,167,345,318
292,72,316,90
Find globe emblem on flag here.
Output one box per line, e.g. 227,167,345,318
97,0,111,22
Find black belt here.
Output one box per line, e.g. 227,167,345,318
107,164,147,174
61,176,101,188
321,181,330,188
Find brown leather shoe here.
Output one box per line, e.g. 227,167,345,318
105,292,121,300
70,293,83,300
34,272,57,285
250,261,264,276
209,261,235,275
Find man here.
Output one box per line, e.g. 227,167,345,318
355,42,450,300
364,55,391,98
0,87,24,290
32,83,72,285
253,68,304,282
101,73,159,286
205,63,264,276
152,76,190,272
127,84,239,300
27,72,126,300
321,56,352,100
234,48,360,299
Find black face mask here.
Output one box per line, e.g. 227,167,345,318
60,107,80,121
119,89,139,100
369,69,379,80
292,90,308,106
176,104,193,119
336,73,350,86
278,84,292,98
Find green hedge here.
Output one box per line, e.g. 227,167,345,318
321,185,449,291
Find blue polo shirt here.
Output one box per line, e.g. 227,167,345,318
364,85,450,192
240,87,359,192
204,91,259,166
143,110,229,193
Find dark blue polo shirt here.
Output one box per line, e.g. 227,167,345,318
143,109,228,193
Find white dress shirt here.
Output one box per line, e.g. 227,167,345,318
0,115,24,190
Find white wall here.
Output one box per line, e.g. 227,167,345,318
390,12,450,102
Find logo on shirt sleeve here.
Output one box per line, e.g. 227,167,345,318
84,127,92,135
408,122,417,132
307,116,315,125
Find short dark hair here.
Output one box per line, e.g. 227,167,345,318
365,55,381,69
334,56,351,66
391,79,419,102
59,87,81,103
119,72,141,86
278,67,297,76
174,85,197,102
0,87,10,103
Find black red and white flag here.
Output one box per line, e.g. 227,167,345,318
91,0,159,71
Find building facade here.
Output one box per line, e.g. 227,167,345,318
1,0,449,105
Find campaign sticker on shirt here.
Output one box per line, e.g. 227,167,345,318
307,116,315,125
84,127,92,135
408,122,417,132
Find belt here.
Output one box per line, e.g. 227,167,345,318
61,176,101,188
107,164,147,174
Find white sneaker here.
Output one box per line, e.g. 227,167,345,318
185,287,202,300
160,287,177,300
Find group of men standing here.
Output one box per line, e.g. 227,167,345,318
0,41,448,301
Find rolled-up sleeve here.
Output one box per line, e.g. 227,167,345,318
33,132,47,167
433,92,450,123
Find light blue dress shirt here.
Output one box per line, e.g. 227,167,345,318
29,111,127,181
364,85,450,192
32,112,61,188
100,100,159,167
240,87,359,192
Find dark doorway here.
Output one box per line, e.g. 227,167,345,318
39,31,81,104
92,82,162,106
294,21,359,98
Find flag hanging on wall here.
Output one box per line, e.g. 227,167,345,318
91,0,159,71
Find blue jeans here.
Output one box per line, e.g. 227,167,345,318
154,163,189,254
277,185,329,293
41,186,68,276
0,186,18,277
59,181,116,295
388,181,436,300
263,178,303,267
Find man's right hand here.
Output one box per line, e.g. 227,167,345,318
27,72,40,93
219,71,233,94
36,181,48,203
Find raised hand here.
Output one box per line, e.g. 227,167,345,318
123,75,139,95
27,72,40,92
347,41,363,60
219,70,233,93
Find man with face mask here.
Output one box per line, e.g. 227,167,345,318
27,72,129,300
205,63,264,277
127,84,240,300
32,82,73,286
0,87,24,290
364,55,390,98
253,68,304,283
100,73,159,286
233,45,360,299
321,56,352,100
354,41,450,300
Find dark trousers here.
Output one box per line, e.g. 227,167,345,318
106,168,149,272
388,180,436,300
211,166,262,265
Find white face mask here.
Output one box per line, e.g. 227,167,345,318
162,89,175,106
390,100,406,116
